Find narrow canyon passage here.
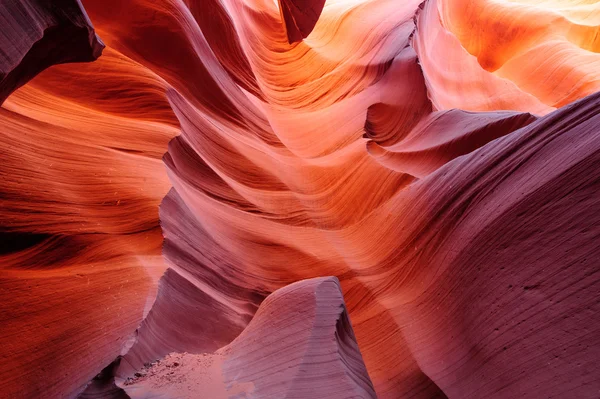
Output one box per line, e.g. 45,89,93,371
1,0,600,398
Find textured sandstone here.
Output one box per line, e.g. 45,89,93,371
1,0,600,398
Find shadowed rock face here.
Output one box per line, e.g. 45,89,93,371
278,0,327,43
1,0,600,398
0,0,104,104
78,359,129,399
379,92,600,398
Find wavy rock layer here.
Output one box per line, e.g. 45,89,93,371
122,277,376,399
133,0,600,397
1,0,600,398
370,92,600,398
0,2,176,398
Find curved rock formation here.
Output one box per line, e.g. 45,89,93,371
0,0,104,104
122,277,376,399
367,109,537,177
278,0,327,43
1,0,600,398
366,92,600,397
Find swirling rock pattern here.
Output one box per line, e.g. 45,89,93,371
1,0,600,398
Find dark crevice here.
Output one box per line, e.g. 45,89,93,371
0,231,52,255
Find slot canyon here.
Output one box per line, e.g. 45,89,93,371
1,0,600,398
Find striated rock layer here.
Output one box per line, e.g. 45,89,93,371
0,1,175,398
0,0,600,398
